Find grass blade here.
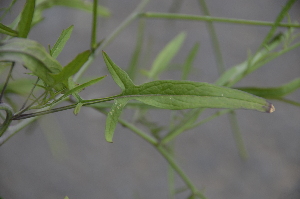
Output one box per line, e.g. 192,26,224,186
17,0,35,38
50,25,74,59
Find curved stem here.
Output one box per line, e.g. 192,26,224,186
0,103,13,136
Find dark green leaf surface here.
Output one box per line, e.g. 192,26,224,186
17,0,35,38
0,23,18,37
0,38,63,90
50,25,74,59
51,50,90,85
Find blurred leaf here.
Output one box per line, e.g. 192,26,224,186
0,38,63,90
182,43,200,80
236,77,300,99
74,102,83,115
47,75,106,107
0,79,35,95
105,98,129,142
0,23,18,37
51,50,90,85
148,32,186,79
17,0,35,38
50,25,74,59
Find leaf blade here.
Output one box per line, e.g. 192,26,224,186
17,0,35,38
50,25,74,59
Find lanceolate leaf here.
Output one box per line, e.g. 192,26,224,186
235,78,300,99
148,32,186,79
0,38,64,90
50,25,74,59
17,0,35,38
105,98,130,142
0,23,18,37
102,52,275,142
51,50,91,85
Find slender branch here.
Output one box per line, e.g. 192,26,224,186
73,0,150,82
0,62,14,103
140,12,300,28
20,77,39,110
91,0,98,50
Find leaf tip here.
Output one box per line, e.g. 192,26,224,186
266,103,275,113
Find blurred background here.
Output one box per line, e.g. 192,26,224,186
0,0,300,198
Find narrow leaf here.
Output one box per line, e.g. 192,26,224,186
50,75,106,106
51,50,91,85
121,80,275,113
105,98,129,142
149,32,186,79
0,23,18,37
74,102,83,115
235,78,300,99
50,25,74,59
17,0,35,38
182,43,200,80
0,38,63,90
102,51,135,91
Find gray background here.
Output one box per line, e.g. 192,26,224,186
1,0,300,199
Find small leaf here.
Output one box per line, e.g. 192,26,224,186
49,75,106,106
182,43,200,80
0,23,18,37
102,51,135,91
51,50,90,85
235,78,300,99
50,25,74,59
105,98,129,142
0,38,63,90
74,102,83,115
17,0,35,38
148,32,186,79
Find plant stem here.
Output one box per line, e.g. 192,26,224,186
140,12,300,28
0,62,14,103
91,0,98,51
73,0,150,82
197,0,224,75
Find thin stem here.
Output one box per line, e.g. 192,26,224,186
73,0,150,82
91,0,98,51
20,77,39,110
228,111,248,159
0,62,14,103
197,0,224,74
140,12,300,28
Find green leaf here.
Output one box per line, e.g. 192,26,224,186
0,38,63,90
74,102,83,115
48,75,106,106
17,0,35,38
50,25,74,59
148,32,186,79
105,98,130,142
235,78,300,99
102,51,135,91
215,33,284,87
182,43,199,80
51,50,90,85
121,80,275,113
0,23,18,37
0,78,35,95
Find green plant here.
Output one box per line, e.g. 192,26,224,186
0,0,300,198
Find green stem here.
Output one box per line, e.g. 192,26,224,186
0,62,14,102
140,12,300,28
197,0,224,74
91,0,98,50
0,103,13,136
73,0,150,81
